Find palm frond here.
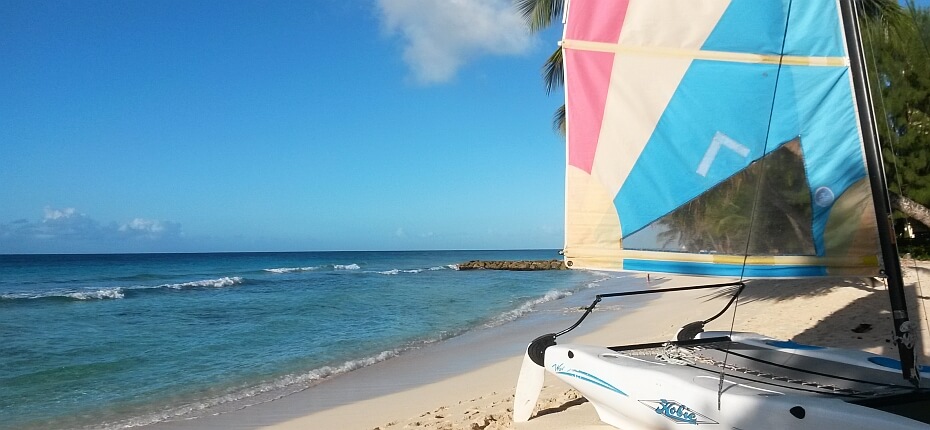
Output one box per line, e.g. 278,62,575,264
553,104,566,136
543,46,564,95
859,0,906,23
514,0,564,32
858,0,914,47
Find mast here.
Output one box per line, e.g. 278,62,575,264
839,0,920,386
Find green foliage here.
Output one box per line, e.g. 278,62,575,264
543,46,563,96
898,235,930,259
858,0,907,32
655,142,814,255
865,4,930,209
514,0,563,32
513,0,565,134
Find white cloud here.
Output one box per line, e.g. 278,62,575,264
377,0,533,84
120,218,165,234
0,208,183,253
43,206,77,220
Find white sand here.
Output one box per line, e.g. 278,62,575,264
154,261,930,430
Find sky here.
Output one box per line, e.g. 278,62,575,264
3,1,927,254
1,0,567,254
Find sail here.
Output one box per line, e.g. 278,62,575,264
563,0,882,277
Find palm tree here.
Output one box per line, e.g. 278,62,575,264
516,0,908,136
515,0,562,32
515,0,564,134
863,3,930,229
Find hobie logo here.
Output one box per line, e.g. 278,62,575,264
639,399,718,425
655,399,697,423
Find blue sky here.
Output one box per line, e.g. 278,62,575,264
3,1,926,254
1,1,566,253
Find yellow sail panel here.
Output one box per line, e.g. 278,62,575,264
564,166,623,270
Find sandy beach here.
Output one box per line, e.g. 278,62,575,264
147,260,930,430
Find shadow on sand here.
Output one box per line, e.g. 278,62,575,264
732,259,930,361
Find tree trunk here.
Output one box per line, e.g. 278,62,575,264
890,192,930,229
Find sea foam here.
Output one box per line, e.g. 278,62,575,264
375,265,454,275
1,276,245,302
2,288,127,301
93,348,407,430
263,266,321,274
65,288,126,300
376,268,421,275
162,277,243,289
484,289,574,328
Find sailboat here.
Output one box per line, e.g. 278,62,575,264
514,0,930,428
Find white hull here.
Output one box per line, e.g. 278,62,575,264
543,333,930,429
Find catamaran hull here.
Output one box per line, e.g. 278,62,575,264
544,342,928,429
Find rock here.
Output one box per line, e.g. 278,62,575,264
456,259,567,271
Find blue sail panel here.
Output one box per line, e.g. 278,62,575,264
615,59,780,238
783,0,846,57
701,0,789,55
771,65,868,256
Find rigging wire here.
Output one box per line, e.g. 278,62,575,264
723,0,796,410
862,10,906,199
738,1,793,282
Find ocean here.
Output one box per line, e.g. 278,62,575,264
0,250,604,430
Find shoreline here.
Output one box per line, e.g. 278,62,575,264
143,263,930,430
139,272,639,430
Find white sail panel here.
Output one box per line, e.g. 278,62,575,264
620,0,731,50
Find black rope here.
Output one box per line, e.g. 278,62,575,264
553,282,744,339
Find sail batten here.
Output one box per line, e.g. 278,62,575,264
561,40,849,67
563,0,881,278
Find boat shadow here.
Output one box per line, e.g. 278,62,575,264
533,396,589,418
733,260,930,362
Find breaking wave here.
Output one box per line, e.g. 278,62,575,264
263,264,456,276
263,266,322,274
375,265,455,275
1,277,245,302
163,277,242,289
92,348,410,430
484,289,574,328
376,268,422,275
263,264,365,273
66,288,126,300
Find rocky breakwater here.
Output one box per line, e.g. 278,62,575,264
457,259,567,271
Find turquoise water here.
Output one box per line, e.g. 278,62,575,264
0,250,600,429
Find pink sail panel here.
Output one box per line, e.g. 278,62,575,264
564,0,629,174
566,50,615,174
565,0,629,43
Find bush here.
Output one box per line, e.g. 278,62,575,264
898,235,930,260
